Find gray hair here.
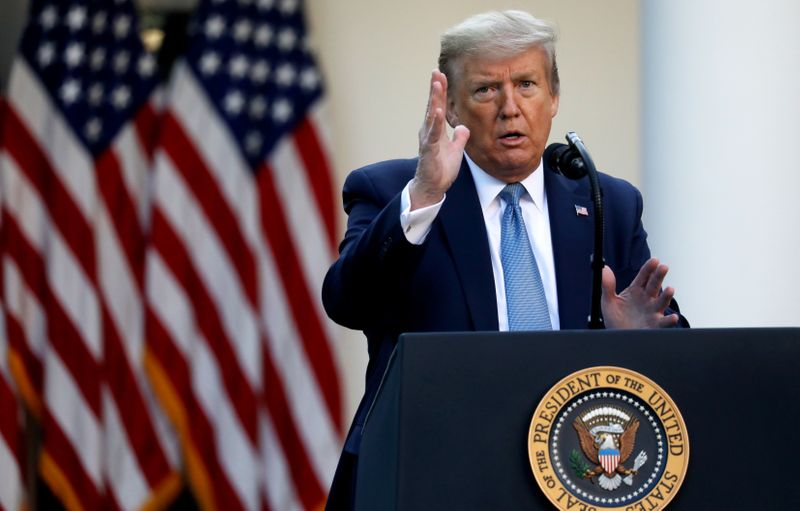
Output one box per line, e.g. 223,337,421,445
438,10,560,96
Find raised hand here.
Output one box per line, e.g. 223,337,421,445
601,258,681,329
409,70,471,210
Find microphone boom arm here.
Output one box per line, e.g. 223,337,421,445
564,132,605,329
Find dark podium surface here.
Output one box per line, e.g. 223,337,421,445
355,328,800,510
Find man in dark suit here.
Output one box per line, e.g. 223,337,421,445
322,10,686,510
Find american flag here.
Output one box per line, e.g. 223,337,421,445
0,99,24,500
143,0,343,509
0,0,180,509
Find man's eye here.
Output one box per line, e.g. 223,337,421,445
475,86,490,94
520,80,534,88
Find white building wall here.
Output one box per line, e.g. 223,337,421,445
642,0,800,328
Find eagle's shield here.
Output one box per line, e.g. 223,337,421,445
599,448,620,474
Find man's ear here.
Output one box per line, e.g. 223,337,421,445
550,93,560,118
446,96,458,127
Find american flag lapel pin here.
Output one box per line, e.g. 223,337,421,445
575,204,589,217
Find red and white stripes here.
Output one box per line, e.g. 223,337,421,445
1,4,345,508
0,100,24,504
144,62,342,511
0,60,179,510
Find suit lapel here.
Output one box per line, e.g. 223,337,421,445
545,166,595,329
437,160,596,331
438,160,499,331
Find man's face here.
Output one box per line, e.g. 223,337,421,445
446,48,559,183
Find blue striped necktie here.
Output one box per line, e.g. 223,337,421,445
499,183,552,331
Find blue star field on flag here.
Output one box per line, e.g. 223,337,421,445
18,0,159,155
185,0,325,169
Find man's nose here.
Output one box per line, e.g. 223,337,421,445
498,85,521,118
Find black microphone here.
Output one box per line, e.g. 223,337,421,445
544,142,587,179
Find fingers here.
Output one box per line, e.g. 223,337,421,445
644,262,669,297
424,70,436,117
426,71,447,121
654,286,675,312
629,257,658,290
424,71,445,116
601,265,617,299
657,313,680,328
426,106,445,145
630,257,672,299
421,71,448,146
639,261,674,315
604,259,681,329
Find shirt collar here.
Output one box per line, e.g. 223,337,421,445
464,152,546,212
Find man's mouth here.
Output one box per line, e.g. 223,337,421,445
499,132,526,145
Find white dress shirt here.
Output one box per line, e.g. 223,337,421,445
399,153,560,330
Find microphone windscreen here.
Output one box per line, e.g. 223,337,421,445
544,142,586,179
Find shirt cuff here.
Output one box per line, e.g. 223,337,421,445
399,180,445,245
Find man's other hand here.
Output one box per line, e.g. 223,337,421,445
601,257,680,329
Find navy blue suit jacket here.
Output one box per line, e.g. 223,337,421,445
323,157,680,456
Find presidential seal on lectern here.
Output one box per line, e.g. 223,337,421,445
528,367,689,510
